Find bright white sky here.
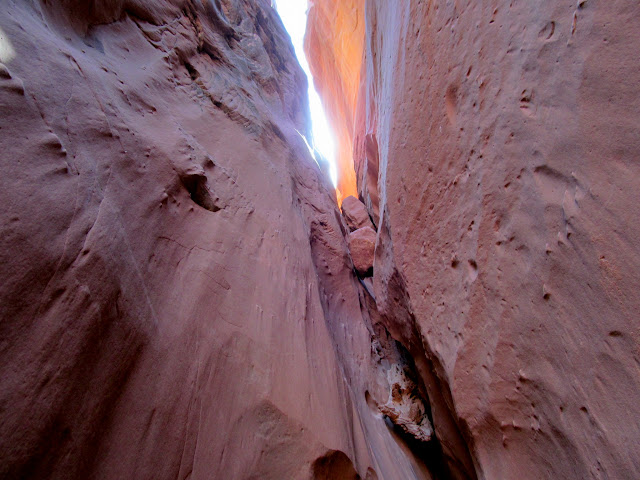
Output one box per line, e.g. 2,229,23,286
274,0,337,186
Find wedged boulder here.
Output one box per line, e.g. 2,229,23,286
347,226,376,275
341,195,374,231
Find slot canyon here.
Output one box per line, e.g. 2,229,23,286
0,0,639,479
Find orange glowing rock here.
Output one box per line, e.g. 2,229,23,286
304,0,365,203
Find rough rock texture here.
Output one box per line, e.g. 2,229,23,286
341,195,374,232
347,226,376,276
0,1,436,479
304,0,364,203
309,0,640,479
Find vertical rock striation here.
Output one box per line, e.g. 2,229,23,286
309,0,640,479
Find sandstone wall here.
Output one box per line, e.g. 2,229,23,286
0,1,422,478
309,0,640,479
3,0,639,478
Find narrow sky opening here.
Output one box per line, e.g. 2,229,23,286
0,27,16,63
274,0,338,187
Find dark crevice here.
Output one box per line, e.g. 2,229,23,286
357,276,375,300
387,302,477,479
389,339,467,480
183,61,198,81
383,415,450,480
368,315,478,480
356,216,478,479
312,450,360,480
180,172,220,212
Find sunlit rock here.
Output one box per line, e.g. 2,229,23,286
304,0,364,203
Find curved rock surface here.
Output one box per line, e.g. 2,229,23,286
0,1,431,478
309,0,640,479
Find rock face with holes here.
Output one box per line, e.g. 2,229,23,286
0,1,434,479
309,0,640,479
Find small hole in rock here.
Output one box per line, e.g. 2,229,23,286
181,172,220,213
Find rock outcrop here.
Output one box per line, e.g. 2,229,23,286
0,1,431,478
309,0,640,479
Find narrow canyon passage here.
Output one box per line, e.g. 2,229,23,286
0,1,639,480
305,1,640,479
